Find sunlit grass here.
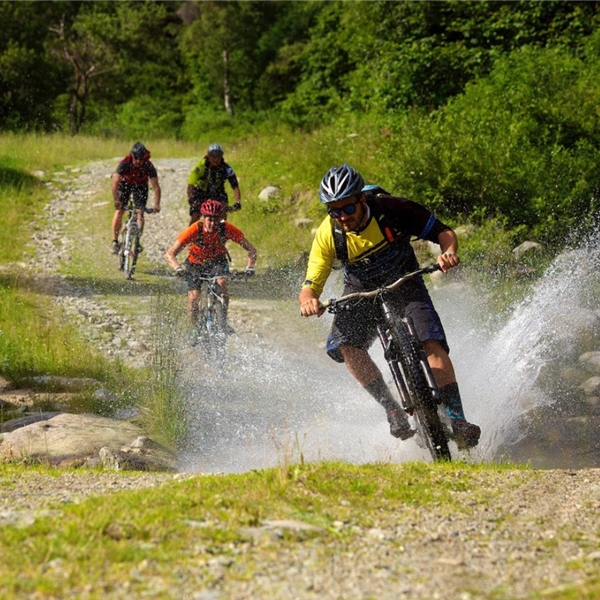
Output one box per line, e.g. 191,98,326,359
3,461,586,600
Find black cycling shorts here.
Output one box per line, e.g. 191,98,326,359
184,257,230,291
326,276,448,363
117,182,148,209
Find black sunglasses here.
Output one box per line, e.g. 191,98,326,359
327,200,360,218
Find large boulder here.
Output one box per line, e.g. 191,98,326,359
0,413,176,471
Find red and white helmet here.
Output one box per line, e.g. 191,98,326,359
200,200,224,218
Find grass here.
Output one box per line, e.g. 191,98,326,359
0,462,510,595
0,460,597,599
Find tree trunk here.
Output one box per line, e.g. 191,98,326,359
223,48,233,116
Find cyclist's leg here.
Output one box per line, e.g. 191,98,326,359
406,287,480,448
185,262,204,326
111,183,129,241
331,303,413,439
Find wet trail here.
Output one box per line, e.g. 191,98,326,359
178,236,600,472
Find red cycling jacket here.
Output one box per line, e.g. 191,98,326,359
116,151,158,185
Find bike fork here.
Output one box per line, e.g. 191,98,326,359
377,325,413,414
403,317,442,405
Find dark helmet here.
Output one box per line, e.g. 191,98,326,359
131,142,147,160
207,143,224,157
319,164,365,204
200,199,224,218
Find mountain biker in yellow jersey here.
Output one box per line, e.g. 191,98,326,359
110,142,161,254
187,143,242,225
298,164,480,448
164,199,257,334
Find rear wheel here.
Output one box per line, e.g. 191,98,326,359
387,322,451,462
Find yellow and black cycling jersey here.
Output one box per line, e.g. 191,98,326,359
303,196,451,296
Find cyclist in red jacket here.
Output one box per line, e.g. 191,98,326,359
164,200,257,333
110,142,161,254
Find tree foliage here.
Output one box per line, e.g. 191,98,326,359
2,0,600,246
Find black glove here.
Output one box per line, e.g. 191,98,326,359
244,266,255,278
232,202,242,211
175,266,186,277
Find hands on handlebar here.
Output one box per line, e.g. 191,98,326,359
319,264,442,314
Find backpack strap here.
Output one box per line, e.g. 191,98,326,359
332,220,349,264
332,189,402,264
196,220,228,245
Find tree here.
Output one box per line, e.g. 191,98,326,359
49,13,114,135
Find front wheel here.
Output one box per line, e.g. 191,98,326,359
386,322,451,462
123,225,139,280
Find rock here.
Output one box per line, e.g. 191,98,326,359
513,241,543,260
29,375,102,390
95,436,177,472
258,185,281,201
579,376,600,396
0,412,63,433
93,388,118,402
294,218,313,228
0,413,146,466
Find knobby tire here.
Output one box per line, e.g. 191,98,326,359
387,321,451,462
123,225,139,280
197,284,227,366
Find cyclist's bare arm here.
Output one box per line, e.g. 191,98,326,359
150,177,161,213
164,241,185,270
299,287,324,317
436,230,459,273
238,237,257,268
111,173,122,207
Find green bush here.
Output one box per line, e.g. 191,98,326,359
377,42,600,248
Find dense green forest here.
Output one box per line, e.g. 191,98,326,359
3,0,600,248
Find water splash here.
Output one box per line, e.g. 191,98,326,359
179,237,600,472
442,233,600,464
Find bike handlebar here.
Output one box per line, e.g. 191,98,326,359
123,204,154,214
321,264,441,311
179,269,250,281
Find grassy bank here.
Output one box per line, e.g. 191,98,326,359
0,460,597,600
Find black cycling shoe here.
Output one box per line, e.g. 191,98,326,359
137,244,144,254
387,409,416,440
110,240,119,255
451,419,481,449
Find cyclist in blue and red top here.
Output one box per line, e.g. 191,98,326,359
187,143,241,225
164,200,256,334
110,142,161,254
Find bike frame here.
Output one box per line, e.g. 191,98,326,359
323,264,452,461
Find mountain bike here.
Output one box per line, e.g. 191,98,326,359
322,264,452,462
118,204,154,280
191,271,247,364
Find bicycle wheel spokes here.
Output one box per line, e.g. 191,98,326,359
123,225,139,280
386,323,451,462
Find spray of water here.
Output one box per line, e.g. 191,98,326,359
442,231,600,464
178,236,600,472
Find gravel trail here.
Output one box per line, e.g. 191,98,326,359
6,159,599,599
